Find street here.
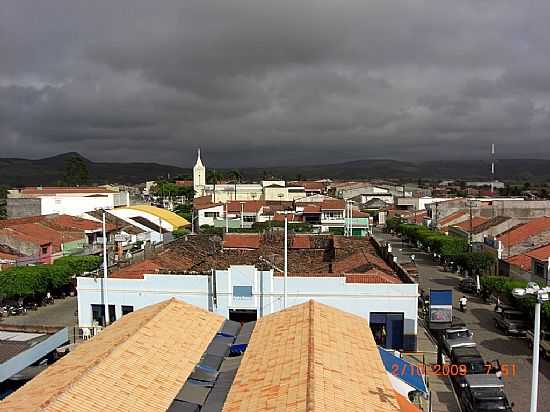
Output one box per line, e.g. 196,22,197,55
375,230,550,412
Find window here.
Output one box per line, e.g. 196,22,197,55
41,246,49,254
91,304,105,326
243,215,256,222
233,286,253,298
204,212,219,218
323,211,343,220
121,305,134,316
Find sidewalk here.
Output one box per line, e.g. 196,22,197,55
403,321,461,412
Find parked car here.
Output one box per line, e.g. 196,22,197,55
495,309,528,336
459,277,477,294
526,329,550,359
459,374,513,411
441,327,476,356
449,346,487,389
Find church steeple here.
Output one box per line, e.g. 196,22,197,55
193,148,206,196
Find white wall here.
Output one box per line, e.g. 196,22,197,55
77,265,418,337
197,205,225,226
41,195,117,216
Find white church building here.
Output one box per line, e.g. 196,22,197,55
192,149,307,202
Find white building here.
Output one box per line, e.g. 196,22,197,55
191,149,305,202
7,187,130,218
77,265,418,350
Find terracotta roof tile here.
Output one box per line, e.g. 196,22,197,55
109,260,163,279
272,212,303,222
193,195,214,207
45,215,115,232
291,235,311,249
345,269,401,284
437,210,467,226
0,223,84,252
497,217,550,247
505,254,532,271
320,199,346,210
226,200,264,213
0,299,224,412
302,204,321,213
453,217,489,232
223,234,261,249
222,300,402,412
525,243,550,261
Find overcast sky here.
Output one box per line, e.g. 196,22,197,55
1,1,550,167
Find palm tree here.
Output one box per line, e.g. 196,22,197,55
208,170,224,203
230,170,242,200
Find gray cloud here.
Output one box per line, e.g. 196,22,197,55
1,0,550,167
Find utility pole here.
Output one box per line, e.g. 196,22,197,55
284,213,288,309
225,202,229,233
469,200,473,249
102,212,109,326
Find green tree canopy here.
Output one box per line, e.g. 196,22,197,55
63,156,89,186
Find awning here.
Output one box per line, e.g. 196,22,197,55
378,347,428,395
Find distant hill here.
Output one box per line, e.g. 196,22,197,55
0,153,189,187
239,158,550,181
1,153,549,187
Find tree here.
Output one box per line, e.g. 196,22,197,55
0,185,7,219
230,170,242,200
208,170,224,203
63,156,89,186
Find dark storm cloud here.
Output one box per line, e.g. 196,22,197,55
1,0,550,167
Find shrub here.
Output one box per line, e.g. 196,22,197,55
0,256,102,299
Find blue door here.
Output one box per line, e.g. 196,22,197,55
370,312,404,350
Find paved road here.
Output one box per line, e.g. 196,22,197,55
1,296,77,328
375,230,550,412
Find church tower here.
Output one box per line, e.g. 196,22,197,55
193,148,206,197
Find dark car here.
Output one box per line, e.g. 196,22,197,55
495,309,528,336
441,327,476,356
459,375,513,411
459,277,477,293
450,346,487,389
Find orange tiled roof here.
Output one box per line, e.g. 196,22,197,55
194,202,223,210
109,259,163,279
291,235,311,249
222,300,402,412
46,214,115,232
0,215,48,228
437,210,467,226
302,204,321,213
223,233,261,249
272,212,303,222
352,209,370,218
526,243,550,261
497,217,550,247
0,223,84,251
505,254,532,271
227,200,264,213
320,199,346,210
345,269,401,284
175,180,193,187
453,217,489,232
193,195,213,207
0,299,224,412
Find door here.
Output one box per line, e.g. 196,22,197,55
229,309,257,323
370,312,404,350
388,314,404,350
